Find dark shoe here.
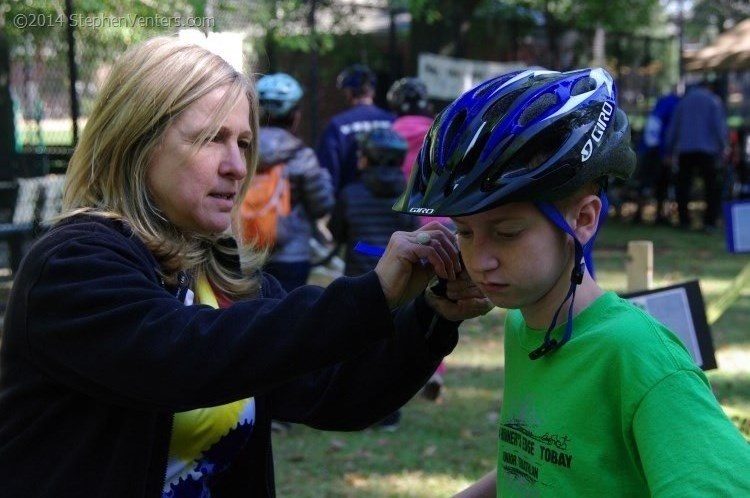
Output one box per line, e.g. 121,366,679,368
421,372,444,401
379,410,401,432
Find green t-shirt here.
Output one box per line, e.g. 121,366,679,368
498,292,750,497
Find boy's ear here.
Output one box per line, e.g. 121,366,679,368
571,194,602,245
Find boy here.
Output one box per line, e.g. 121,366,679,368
395,67,750,496
329,127,418,278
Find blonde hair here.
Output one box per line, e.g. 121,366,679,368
63,35,264,299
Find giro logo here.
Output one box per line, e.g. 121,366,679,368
409,207,435,214
580,101,614,162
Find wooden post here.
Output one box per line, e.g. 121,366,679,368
626,240,653,292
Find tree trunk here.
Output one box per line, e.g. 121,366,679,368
544,10,560,69
0,31,17,181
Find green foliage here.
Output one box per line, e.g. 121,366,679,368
506,0,662,33
687,0,750,43
403,0,444,23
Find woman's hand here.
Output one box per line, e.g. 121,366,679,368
374,222,461,309
425,271,494,322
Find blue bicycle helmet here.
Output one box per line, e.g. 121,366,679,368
394,67,636,360
387,77,430,116
337,64,377,93
257,73,303,118
359,128,408,167
393,67,635,216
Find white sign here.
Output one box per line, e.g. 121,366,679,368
629,288,703,366
624,280,716,370
179,29,245,73
725,201,750,253
417,52,527,101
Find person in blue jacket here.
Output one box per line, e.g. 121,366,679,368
666,80,730,231
316,64,395,194
0,36,493,497
633,89,680,224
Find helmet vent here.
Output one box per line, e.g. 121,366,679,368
482,87,528,123
571,77,596,96
500,121,571,179
517,93,558,127
473,84,495,100
444,108,468,149
457,130,490,176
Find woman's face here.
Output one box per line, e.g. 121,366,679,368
147,86,252,235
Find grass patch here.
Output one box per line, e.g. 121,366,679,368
275,217,750,496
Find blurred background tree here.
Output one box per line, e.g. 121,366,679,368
1,0,746,160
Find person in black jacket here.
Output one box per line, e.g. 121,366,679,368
0,36,492,497
329,127,419,277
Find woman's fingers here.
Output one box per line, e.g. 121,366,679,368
411,226,461,278
374,227,461,308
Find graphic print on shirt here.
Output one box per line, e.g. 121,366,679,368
339,119,392,136
163,397,256,497
499,398,574,492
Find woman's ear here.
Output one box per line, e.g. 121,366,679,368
570,194,602,245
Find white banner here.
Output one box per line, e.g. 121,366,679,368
417,52,527,101
179,29,244,73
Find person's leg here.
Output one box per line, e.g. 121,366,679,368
676,153,694,228
699,152,721,229
634,148,660,223
654,157,672,223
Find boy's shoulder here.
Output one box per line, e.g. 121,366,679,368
579,291,662,334
577,292,698,369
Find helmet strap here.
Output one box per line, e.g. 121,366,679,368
529,188,609,360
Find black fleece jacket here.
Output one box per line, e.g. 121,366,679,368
0,215,459,497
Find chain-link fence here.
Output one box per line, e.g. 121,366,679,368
7,3,261,163
1,2,261,276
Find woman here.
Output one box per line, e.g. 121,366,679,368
0,36,491,497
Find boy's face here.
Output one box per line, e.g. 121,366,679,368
452,202,573,316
